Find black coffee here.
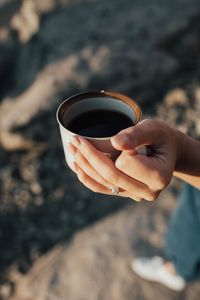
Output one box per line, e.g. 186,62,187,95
66,109,134,138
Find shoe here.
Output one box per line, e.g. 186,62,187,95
131,256,186,291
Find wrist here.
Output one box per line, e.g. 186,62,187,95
173,128,200,174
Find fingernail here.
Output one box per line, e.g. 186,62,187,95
71,136,80,147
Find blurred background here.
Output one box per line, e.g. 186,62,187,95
0,0,200,299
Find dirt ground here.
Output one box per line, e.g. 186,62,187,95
0,0,200,299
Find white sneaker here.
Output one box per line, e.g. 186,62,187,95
131,256,186,292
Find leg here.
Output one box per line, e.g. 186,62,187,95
131,184,200,291
165,184,200,280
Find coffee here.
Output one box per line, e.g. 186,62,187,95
66,109,134,138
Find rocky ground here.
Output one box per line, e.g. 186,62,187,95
0,0,200,299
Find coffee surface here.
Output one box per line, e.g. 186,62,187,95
65,109,134,138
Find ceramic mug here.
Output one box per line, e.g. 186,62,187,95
56,90,145,170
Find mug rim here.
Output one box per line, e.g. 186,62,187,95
56,90,142,140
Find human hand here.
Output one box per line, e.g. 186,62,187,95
67,119,178,201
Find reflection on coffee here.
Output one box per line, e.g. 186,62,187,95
66,109,134,138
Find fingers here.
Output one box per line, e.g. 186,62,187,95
115,151,168,190
67,143,135,199
67,143,113,189
75,163,114,195
111,119,167,150
70,136,153,200
74,163,141,201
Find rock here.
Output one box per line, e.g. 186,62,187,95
11,0,40,43
0,283,13,299
156,85,200,140
164,88,189,107
33,0,57,14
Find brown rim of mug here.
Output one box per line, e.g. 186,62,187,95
56,90,142,139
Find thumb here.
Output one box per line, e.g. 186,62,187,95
111,119,160,151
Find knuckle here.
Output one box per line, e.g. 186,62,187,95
76,151,87,165
75,151,81,164
144,190,160,201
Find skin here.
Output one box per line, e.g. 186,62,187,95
67,119,200,202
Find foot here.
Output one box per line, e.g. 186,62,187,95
131,256,186,291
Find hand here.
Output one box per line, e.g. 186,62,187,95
67,119,178,201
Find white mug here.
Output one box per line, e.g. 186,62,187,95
56,90,145,170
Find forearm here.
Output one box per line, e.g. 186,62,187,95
173,129,200,189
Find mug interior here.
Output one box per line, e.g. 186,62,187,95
64,97,136,125
57,91,141,139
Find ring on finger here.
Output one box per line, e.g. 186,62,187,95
111,186,120,195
